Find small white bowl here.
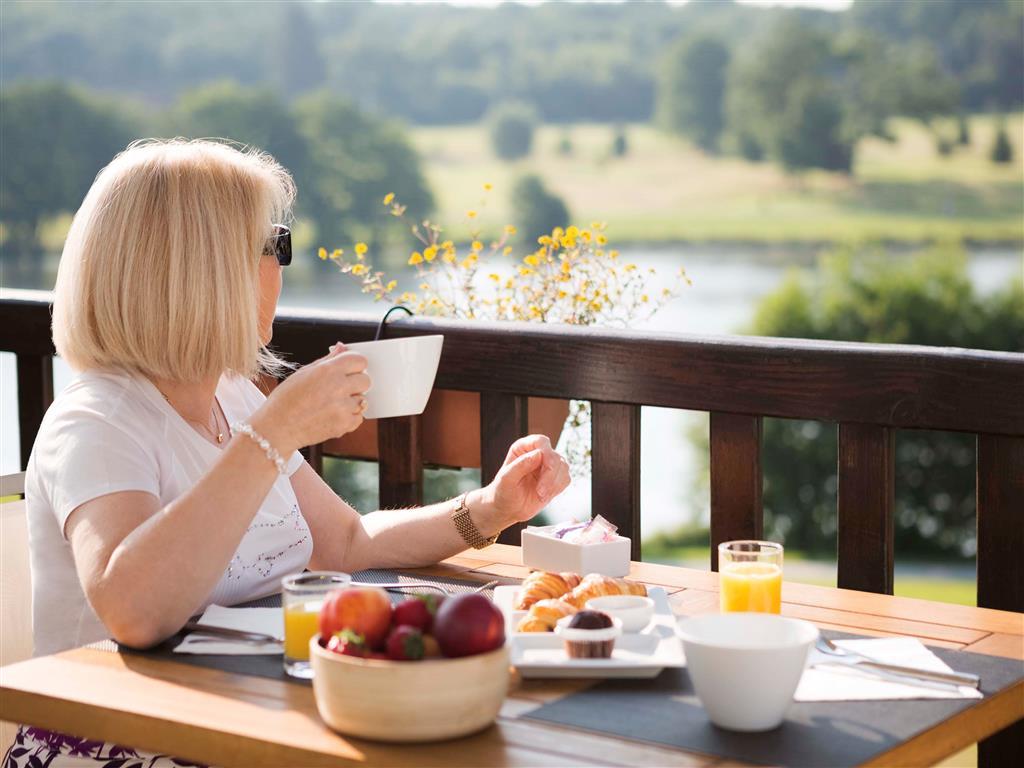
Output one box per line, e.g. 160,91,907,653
585,595,655,632
676,613,819,732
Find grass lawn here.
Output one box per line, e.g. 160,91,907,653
410,114,1024,245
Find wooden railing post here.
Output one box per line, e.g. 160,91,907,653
976,434,1024,612
837,423,895,594
378,416,423,508
709,412,763,571
591,401,641,560
16,353,53,470
480,392,529,545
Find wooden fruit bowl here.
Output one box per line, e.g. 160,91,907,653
309,635,510,742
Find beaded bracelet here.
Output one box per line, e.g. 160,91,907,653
233,422,288,475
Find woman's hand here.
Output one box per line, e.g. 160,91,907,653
251,343,371,454
473,435,571,530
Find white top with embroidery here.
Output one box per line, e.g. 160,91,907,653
25,369,311,656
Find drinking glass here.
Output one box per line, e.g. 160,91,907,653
281,571,351,678
718,541,783,614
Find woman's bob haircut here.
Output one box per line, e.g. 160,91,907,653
53,138,296,382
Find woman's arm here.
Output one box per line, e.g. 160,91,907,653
292,434,571,573
65,347,371,649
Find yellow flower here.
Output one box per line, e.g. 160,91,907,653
580,230,592,242
317,247,328,260
609,250,620,259
471,240,483,252
400,291,418,303
625,263,637,272
538,235,552,246
503,246,513,256
552,227,564,239
386,280,398,292
505,278,515,289
408,252,423,265
560,235,576,249
351,264,368,276
355,243,368,257
441,240,454,250
466,210,477,219
330,248,344,260
483,183,493,191
524,254,540,267
519,266,534,276
565,225,579,239
590,300,603,311
504,224,517,235
383,192,395,206
561,260,571,274
596,234,608,245
529,305,542,319
641,294,649,303
460,258,474,269
443,251,456,264
488,273,501,282
424,245,438,262
420,283,430,290
595,249,605,257
557,290,568,299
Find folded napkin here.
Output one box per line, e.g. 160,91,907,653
174,604,283,655
795,637,982,701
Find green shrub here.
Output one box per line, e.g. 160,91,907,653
511,174,570,245
488,102,537,161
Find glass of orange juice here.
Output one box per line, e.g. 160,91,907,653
719,541,783,614
281,571,350,678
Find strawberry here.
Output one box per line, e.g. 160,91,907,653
393,594,444,633
326,628,368,658
385,625,425,661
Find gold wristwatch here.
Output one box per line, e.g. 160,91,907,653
452,493,499,549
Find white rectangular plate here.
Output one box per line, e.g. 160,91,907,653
494,585,686,678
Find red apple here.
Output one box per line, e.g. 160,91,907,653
319,586,392,649
432,593,505,658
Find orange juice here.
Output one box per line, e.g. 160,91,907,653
283,600,323,661
719,562,782,613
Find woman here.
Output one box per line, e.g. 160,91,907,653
8,138,570,766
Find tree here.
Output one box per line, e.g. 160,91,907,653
511,175,569,246
776,78,851,173
956,114,971,146
747,246,1024,559
0,81,137,285
488,102,536,162
611,126,628,158
990,119,1014,164
293,91,433,249
274,3,327,100
657,35,730,152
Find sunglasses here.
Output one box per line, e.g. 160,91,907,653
263,224,292,266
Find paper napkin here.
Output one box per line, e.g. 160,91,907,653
795,637,982,701
174,604,283,655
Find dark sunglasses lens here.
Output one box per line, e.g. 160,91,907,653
269,226,291,266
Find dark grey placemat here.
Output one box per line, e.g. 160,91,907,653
523,633,1024,768
103,569,504,685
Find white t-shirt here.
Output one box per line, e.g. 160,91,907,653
25,369,311,656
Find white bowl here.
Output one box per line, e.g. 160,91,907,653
310,635,509,742
343,335,443,419
585,595,655,632
676,613,818,732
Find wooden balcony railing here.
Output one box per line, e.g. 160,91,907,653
2,289,1022,612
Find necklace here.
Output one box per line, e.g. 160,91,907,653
159,390,226,444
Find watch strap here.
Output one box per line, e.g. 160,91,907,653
451,493,499,550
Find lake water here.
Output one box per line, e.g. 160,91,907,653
3,245,1020,537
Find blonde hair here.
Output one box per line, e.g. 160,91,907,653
53,138,295,382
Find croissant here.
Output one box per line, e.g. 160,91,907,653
515,598,578,632
564,574,647,609
514,571,583,610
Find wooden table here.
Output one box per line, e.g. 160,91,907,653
2,544,1022,767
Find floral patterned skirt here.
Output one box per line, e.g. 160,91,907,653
3,726,210,768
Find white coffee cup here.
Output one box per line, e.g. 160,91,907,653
676,613,818,732
343,335,444,419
